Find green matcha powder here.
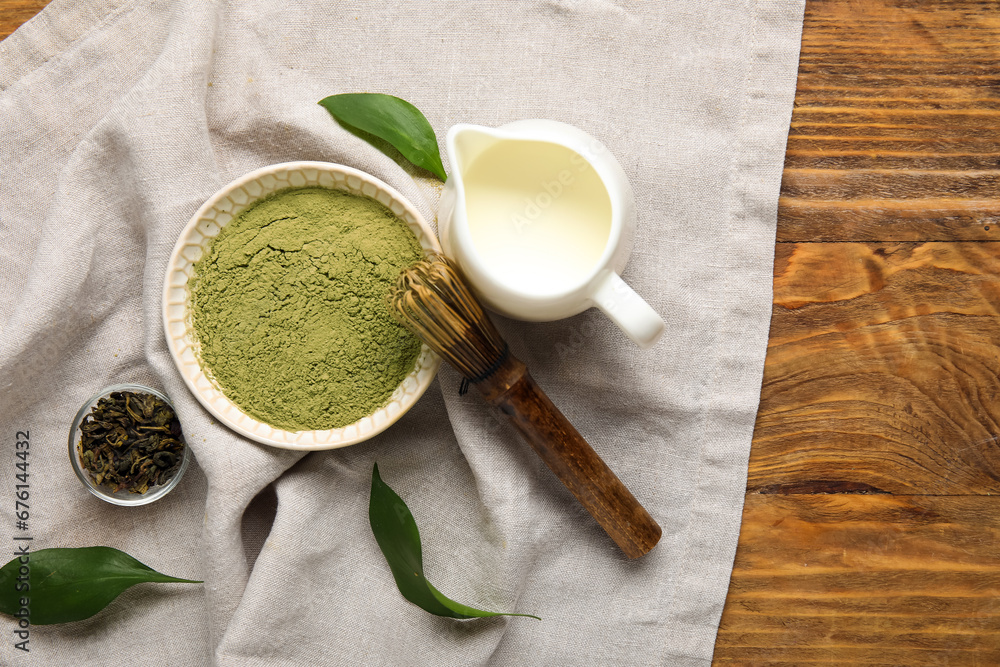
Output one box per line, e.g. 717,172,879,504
191,186,424,431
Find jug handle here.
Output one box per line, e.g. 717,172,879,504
590,271,665,349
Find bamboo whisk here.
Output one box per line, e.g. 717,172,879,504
391,254,662,559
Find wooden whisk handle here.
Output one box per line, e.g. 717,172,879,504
476,356,662,559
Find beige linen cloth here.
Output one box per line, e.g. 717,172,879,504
0,0,804,664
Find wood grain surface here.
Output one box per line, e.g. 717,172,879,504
3,0,998,663
719,494,1000,665
0,0,48,41
717,0,1000,664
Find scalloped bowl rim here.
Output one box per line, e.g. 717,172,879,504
162,161,442,451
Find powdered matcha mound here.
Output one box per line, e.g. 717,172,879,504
191,186,424,431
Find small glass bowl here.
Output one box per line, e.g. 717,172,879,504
69,383,190,506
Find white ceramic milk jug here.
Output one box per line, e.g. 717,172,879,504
438,119,666,349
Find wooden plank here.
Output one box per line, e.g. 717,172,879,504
716,494,1000,665
0,0,50,41
720,0,1000,662
777,0,1000,242
749,241,1000,495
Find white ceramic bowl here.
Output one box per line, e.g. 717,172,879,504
162,162,441,450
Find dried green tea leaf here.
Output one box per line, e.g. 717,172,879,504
368,463,539,620
319,93,447,181
77,391,185,494
0,547,200,625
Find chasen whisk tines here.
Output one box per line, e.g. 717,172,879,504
390,254,507,383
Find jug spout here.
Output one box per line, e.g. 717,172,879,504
446,124,503,178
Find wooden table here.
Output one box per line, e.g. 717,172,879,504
715,1,1000,664
3,0,998,663
0,0,42,41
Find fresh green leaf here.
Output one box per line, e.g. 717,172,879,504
369,463,539,620
318,93,447,181
0,546,201,625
